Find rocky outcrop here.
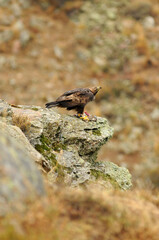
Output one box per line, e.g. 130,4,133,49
0,100,132,190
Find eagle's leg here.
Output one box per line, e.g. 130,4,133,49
75,106,89,121
77,106,84,115
75,106,84,118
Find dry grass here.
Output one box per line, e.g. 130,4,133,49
12,114,31,133
0,108,9,118
0,187,159,240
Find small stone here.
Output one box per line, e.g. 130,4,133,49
76,51,87,61
0,30,13,44
9,78,16,86
94,56,106,67
53,46,63,59
0,56,6,70
12,20,24,32
11,3,22,17
151,108,159,120
29,49,40,58
143,16,155,29
129,127,143,140
90,13,101,21
30,16,47,30
107,9,117,20
9,57,17,69
20,30,31,47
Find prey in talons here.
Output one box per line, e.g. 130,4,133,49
75,112,90,121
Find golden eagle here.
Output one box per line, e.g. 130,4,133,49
45,86,101,119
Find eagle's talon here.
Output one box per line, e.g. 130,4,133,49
75,113,83,118
75,113,89,121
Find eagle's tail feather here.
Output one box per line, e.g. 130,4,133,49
45,101,59,108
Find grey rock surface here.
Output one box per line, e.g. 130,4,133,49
0,100,132,190
0,123,46,215
20,29,31,47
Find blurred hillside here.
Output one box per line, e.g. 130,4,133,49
0,0,159,187
1,1,159,239
1,187,159,240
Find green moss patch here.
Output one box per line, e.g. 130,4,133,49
35,134,68,182
92,129,101,136
90,169,119,189
51,142,67,152
35,134,56,166
31,107,39,111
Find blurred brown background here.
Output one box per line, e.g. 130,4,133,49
0,0,159,188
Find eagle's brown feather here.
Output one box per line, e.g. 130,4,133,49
45,87,101,114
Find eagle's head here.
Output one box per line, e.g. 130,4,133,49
89,86,102,95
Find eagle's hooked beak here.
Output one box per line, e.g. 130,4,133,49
97,86,102,92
